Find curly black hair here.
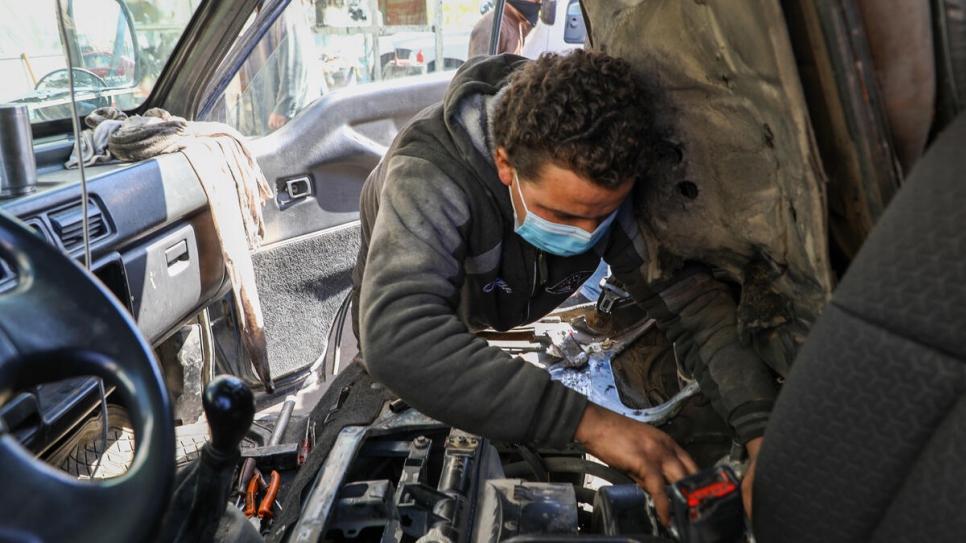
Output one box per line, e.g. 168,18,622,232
492,49,654,189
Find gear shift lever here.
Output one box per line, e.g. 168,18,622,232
166,375,258,543
203,375,256,456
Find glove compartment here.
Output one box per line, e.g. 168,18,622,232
122,219,224,343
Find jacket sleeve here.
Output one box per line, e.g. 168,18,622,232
358,156,588,447
605,219,778,443
636,267,779,443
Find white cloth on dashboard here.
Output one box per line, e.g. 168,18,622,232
66,106,275,390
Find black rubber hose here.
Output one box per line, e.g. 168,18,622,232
573,485,598,506
502,457,635,486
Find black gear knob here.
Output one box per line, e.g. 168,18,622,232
202,375,255,456
166,376,257,543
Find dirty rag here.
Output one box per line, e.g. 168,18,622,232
65,107,128,169
67,107,275,391
108,107,191,162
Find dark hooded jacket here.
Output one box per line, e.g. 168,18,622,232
351,54,779,447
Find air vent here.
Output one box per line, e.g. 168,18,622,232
49,200,111,253
24,218,51,244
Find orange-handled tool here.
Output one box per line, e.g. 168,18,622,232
244,471,263,518
257,470,282,520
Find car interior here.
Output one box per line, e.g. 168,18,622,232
0,0,964,542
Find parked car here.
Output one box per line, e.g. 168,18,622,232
1,0,964,542
377,29,471,79
81,51,136,80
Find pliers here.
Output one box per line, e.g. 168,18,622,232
244,469,282,523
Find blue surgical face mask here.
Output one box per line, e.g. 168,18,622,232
510,169,618,257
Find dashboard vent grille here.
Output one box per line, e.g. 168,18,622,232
49,200,110,252
24,218,51,244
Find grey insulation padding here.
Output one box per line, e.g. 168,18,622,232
252,223,361,378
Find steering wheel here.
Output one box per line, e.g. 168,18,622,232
33,68,110,122
34,67,107,92
0,211,174,541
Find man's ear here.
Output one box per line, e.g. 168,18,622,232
494,147,513,187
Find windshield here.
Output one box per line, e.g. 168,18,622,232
0,0,201,125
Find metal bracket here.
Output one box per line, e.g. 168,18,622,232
543,319,701,426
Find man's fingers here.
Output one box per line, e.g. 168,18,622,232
656,436,698,481
679,448,700,475
649,440,698,527
741,459,757,518
637,471,672,527
660,454,690,483
742,476,753,519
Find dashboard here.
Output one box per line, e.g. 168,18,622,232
0,140,230,455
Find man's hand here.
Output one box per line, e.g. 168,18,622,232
741,436,763,519
574,402,699,527
268,112,289,130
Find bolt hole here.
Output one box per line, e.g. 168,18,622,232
677,181,699,199
655,141,683,165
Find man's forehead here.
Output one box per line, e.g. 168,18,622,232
524,168,634,216
528,162,635,190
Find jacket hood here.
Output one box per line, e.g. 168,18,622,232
442,53,529,126
439,54,530,215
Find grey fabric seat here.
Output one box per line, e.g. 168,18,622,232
753,113,966,543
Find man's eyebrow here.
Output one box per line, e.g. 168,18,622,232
549,209,584,220
540,204,608,222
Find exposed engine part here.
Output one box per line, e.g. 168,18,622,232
480,315,708,434
288,399,689,543
289,425,368,543
472,480,580,542
668,466,744,543
591,485,658,538
326,428,486,543
596,279,630,316
501,457,633,487
551,358,700,427
546,329,590,369
543,318,702,426
575,276,649,335
428,430,481,542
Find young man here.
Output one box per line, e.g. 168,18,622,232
352,50,775,523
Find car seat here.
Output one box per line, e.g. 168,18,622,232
752,112,966,542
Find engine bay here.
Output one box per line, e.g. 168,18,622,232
244,301,746,543
302,408,660,542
